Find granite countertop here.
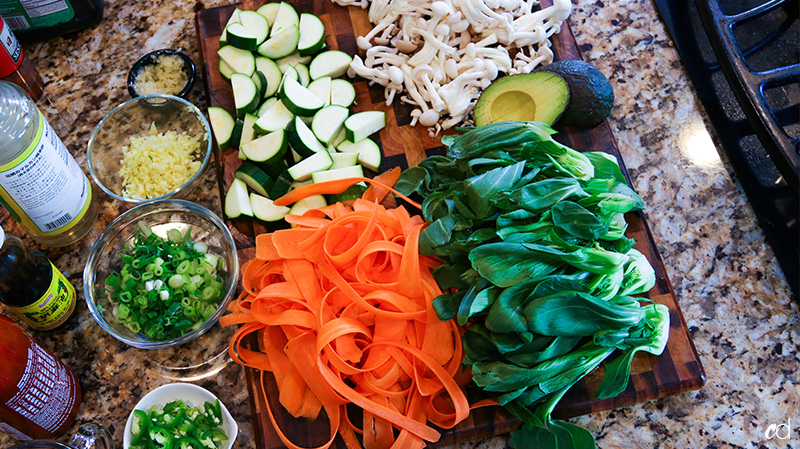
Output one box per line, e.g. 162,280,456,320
1,0,797,448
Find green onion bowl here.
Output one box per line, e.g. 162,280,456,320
84,200,239,349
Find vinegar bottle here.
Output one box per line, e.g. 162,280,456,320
0,225,76,330
0,80,98,246
0,313,82,440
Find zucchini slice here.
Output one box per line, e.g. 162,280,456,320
337,137,382,172
287,150,333,181
287,116,326,158
208,106,236,151
256,2,280,25
308,50,352,80
343,111,385,143
235,163,274,196
239,113,259,151
311,165,364,183
288,194,327,217
257,96,279,117
329,151,359,169
255,57,283,98
308,76,332,106
240,129,288,166
258,24,299,59
225,178,254,218
219,8,242,46
218,45,256,77
231,73,260,117
251,71,268,99
269,168,295,199
239,10,270,45
250,193,291,222
275,52,314,72
219,58,236,82
330,78,356,107
280,76,324,117
293,63,310,87
254,99,295,133
226,22,258,51
298,13,326,56
311,105,349,146
270,2,300,36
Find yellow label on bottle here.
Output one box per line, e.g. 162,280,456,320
0,109,92,236
10,262,76,330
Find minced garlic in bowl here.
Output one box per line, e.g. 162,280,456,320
128,50,196,98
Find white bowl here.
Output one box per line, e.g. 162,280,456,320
123,383,238,449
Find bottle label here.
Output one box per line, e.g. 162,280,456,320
0,0,76,31
0,17,23,78
8,262,76,330
0,109,92,236
4,340,78,436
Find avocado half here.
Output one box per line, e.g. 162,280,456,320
536,60,614,128
473,71,569,127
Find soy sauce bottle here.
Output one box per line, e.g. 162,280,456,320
0,226,76,331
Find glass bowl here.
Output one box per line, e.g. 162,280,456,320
87,94,212,204
127,49,196,99
83,200,239,349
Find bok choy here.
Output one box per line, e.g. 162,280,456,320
397,121,670,449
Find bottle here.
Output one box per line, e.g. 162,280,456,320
0,313,81,440
0,80,98,246
0,226,76,330
0,0,104,43
0,17,43,101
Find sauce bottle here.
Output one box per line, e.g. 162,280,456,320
0,313,82,440
0,225,76,330
0,80,98,247
0,0,104,43
0,17,43,101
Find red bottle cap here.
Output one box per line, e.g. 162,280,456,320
0,17,24,78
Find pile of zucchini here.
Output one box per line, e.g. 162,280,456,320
208,2,387,223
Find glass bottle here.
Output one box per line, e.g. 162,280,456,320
0,80,97,246
0,313,82,440
0,17,44,101
0,0,104,43
0,225,76,330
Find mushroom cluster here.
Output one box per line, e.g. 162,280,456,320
339,0,573,133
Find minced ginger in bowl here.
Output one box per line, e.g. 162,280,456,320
87,94,211,204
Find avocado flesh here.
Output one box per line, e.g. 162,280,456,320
473,72,569,127
537,59,614,128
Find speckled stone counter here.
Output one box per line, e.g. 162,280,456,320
0,0,797,448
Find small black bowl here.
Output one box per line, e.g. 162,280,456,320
127,49,196,99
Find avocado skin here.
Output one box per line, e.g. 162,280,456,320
537,60,614,128
473,71,569,127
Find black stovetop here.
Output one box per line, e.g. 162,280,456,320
653,0,799,296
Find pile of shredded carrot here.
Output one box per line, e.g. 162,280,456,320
220,172,469,449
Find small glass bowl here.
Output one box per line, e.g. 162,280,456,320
87,94,212,204
123,383,238,449
127,49,196,98
83,200,239,349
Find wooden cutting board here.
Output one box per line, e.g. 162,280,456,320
195,1,706,447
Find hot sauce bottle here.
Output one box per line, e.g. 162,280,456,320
0,313,82,440
0,17,44,102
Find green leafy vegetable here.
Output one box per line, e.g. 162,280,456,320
396,121,669,449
